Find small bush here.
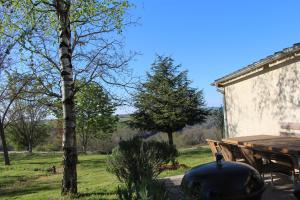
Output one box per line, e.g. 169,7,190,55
107,137,177,199
116,179,169,200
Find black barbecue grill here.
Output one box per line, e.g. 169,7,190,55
181,154,265,200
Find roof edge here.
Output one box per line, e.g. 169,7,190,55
212,43,300,87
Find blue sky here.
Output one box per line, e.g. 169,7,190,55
116,0,300,114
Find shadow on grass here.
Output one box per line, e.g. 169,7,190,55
0,178,59,198
6,154,62,167
9,152,62,160
75,190,117,198
78,159,106,168
0,175,29,188
23,161,62,165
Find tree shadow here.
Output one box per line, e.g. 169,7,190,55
78,159,106,168
0,177,59,198
75,190,117,198
224,56,300,137
0,175,29,188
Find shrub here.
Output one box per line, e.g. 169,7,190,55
116,180,168,200
107,137,177,199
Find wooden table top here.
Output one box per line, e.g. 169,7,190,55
222,135,300,155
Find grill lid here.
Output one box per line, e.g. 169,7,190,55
181,154,265,200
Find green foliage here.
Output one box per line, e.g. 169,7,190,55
7,122,49,151
0,146,212,199
34,119,63,152
117,180,169,200
34,143,60,152
107,137,178,199
0,0,134,118
116,184,136,200
107,137,178,184
0,0,134,193
6,97,50,152
75,82,118,152
130,56,209,145
0,0,131,35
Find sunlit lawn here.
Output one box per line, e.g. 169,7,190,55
0,146,213,200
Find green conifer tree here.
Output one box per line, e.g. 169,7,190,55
130,56,209,146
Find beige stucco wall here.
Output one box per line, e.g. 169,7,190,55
224,58,300,137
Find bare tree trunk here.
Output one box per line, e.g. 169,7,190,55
82,132,88,154
82,144,86,154
0,123,10,165
28,140,32,154
167,132,174,146
56,0,77,195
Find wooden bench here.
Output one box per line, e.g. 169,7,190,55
222,135,300,184
206,139,220,158
218,142,246,162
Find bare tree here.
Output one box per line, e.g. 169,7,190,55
0,71,30,165
7,95,49,153
0,45,11,165
0,33,29,165
0,38,10,165
0,6,38,165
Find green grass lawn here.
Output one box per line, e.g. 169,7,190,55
0,146,213,200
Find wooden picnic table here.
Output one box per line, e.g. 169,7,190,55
222,135,300,155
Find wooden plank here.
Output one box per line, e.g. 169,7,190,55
222,135,280,145
252,139,300,154
206,139,219,157
222,135,300,155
